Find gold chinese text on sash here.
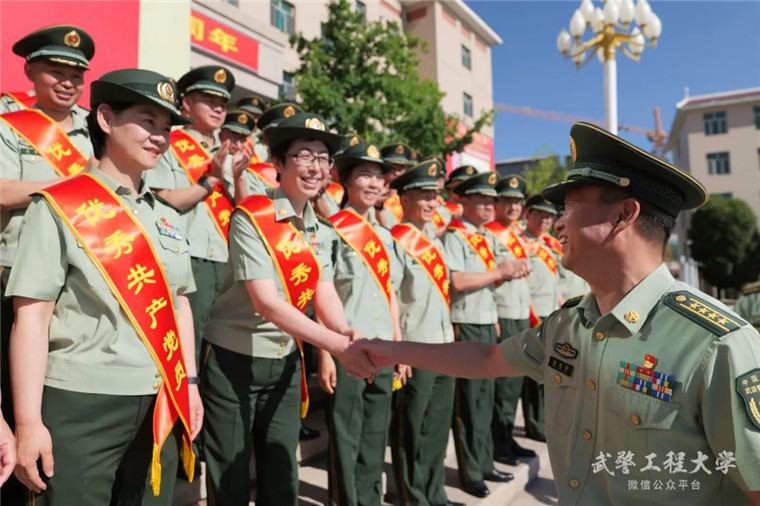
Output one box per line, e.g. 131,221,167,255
485,220,541,327
524,234,558,276
325,182,345,206
448,218,495,271
0,109,87,177
246,162,278,188
236,194,321,418
37,174,194,495
542,233,563,256
384,192,404,222
330,209,393,308
169,130,234,243
391,223,450,307
2,91,36,109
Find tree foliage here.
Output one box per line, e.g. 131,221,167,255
522,149,571,196
688,197,760,289
290,0,494,156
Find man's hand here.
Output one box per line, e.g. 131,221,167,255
497,258,530,280
318,354,337,394
189,385,204,441
335,340,377,380
394,364,412,386
0,416,16,486
231,144,253,180
209,140,230,180
14,422,53,493
354,339,397,369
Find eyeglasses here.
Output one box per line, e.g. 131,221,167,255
287,152,334,169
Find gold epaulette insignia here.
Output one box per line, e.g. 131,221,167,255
562,294,586,308
742,284,760,296
664,291,746,336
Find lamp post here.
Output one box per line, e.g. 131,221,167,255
556,0,662,134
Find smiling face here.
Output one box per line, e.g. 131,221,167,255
400,188,438,224
25,60,85,112
461,193,495,227
495,196,524,223
219,128,248,153
182,91,227,130
346,162,385,210
273,139,327,201
98,103,172,171
526,208,556,237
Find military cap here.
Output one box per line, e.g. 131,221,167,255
90,69,191,126
263,112,343,154
543,122,708,217
13,25,95,69
525,194,558,215
452,171,498,197
334,134,363,156
390,159,440,192
257,102,302,131
381,143,416,166
448,165,478,183
236,96,268,116
335,138,395,181
221,109,256,136
496,174,527,199
177,65,235,99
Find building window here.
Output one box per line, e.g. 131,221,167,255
706,152,730,175
703,111,727,135
279,72,295,100
271,0,295,35
356,1,366,19
754,106,760,129
462,45,471,70
463,93,473,117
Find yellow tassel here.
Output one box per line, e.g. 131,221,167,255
392,378,403,392
300,398,309,419
182,438,196,482
150,443,162,496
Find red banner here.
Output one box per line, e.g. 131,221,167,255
191,10,259,73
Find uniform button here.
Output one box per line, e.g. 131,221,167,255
373,294,378,299
155,372,162,378
569,479,580,489
587,380,596,391
582,429,592,440
174,247,180,253
152,382,160,390
280,341,287,347
133,209,138,214
554,374,562,384
375,315,379,320
594,331,606,341
277,350,283,357
630,414,641,426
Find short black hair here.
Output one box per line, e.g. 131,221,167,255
86,102,131,159
599,187,675,248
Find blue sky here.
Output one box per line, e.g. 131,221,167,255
467,1,760,162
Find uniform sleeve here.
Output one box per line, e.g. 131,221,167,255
443,231,466,272
0,123,22,180
699,327,760,490
144,151,180,190
222,155,235,201
177,239,197,296
499,318,548,382
5,198,67,300
228,210,276,281
316,223,335,283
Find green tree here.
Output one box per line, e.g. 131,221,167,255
522,148,571,196
688,197,760,290
290,0,494,156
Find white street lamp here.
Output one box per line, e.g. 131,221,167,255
556,0,662,133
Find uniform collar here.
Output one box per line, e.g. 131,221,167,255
272,187,318,228
459,217,483,233
401,218,436,237
576,263,675,334
183,127,217,150
32,103,89,136
90,167,155,206
345,204,378,226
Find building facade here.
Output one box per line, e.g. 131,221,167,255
0,0,501,171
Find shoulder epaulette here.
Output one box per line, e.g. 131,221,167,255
151,191,182,213
562,294,585,308
663,290,747,336
742,284,760,296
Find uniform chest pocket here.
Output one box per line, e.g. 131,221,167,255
608,386,680,430
157,234,188,256
545,373,579,435
339,248,364,276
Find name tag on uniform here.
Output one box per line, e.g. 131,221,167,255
549,356,574,377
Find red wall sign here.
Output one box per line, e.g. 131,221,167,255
0,0,140,106
191,10,259,73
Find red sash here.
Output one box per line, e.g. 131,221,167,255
325,182,345,205
384,192,403,222
329,209,392,308
432,209,445,228
2,91,36,109
485,220,541,327
37,174,194,494
448,218,496,271
169,130,234,243
542,233,563,256
391,223,450,307
524,234,558,276
235,195,321,418
0,109,87,177
444,200,463,216
246,162,278,188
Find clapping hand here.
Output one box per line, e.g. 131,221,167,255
497,258,530,280
231,143,253,181
0,415,16,486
